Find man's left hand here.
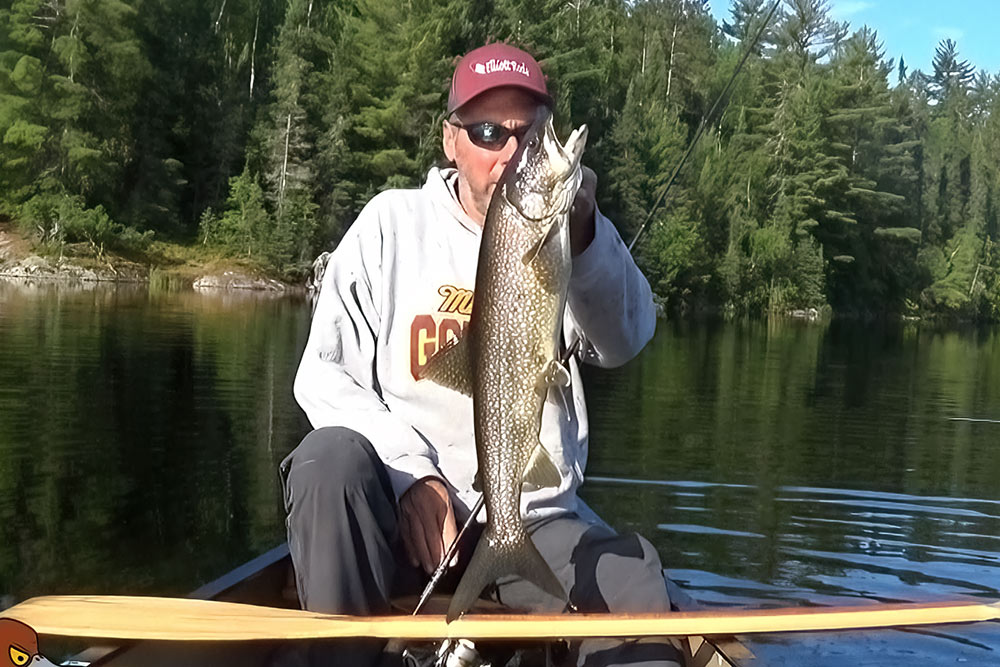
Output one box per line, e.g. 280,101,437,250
569,166,597,256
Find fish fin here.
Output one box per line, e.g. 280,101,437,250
417,335,473,396
522,442,561,489
537,359,571,389
539,359,572,411
521,219,559,265
447,529,565,622
472,470,482,493
554,383,571,417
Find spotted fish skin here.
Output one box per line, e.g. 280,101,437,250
439,108,588,622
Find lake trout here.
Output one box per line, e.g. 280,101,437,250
420,108,588,621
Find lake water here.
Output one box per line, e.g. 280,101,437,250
1,281,998,664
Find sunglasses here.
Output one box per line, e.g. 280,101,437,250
448,120,532,151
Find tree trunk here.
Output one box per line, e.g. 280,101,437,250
279,113,292,213
666,21,678,100
641,28,646,76
249,8,260,98
214,0,227,33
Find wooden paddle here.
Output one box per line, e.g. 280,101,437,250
3,596,998,641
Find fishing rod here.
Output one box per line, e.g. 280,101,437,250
627,0,781,253
412,494,484,615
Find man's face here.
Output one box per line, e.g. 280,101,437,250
442,87,541,226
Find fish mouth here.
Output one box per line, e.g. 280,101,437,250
542,119,588,180
543,122,588,216
562,124,588,169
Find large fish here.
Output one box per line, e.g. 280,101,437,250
421,108,588,621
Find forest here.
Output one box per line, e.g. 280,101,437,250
1,0,998,319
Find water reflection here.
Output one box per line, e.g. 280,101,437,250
0,281,311,600
581,318,1000,659
1,286,998,661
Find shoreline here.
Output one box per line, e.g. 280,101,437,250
0,223,303,293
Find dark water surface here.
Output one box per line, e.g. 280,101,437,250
1,282,998,662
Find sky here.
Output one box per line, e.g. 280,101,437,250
707,1,1000,78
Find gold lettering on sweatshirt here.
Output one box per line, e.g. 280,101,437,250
410,315,469,380
437,285,474,316
411,285,474,380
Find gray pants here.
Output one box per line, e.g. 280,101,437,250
280,427,680,667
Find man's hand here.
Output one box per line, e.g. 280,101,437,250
399,476,458,574
569,165,597,256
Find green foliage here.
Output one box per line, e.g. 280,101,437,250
1,0,999,317
201,168,269,256
20,193,153,255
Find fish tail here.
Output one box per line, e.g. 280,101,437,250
446,527,565,622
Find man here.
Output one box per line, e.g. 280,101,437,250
283,43,678,666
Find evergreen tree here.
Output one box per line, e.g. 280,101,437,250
0,0,150,241
328,0,465,215
930,38,975,106
773,0,847,70
824,28,916,312
722,0,774,52
126,0,281,235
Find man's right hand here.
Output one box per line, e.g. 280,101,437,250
399,476,458,575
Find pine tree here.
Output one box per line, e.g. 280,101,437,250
329,0,463,214
773,0,847,71
930,38,975,106
823,28,917,312
0,0,150,240
722,0,773,49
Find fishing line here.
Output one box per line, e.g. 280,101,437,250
627,0,781,253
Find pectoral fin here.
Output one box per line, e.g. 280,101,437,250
522,219,559,265
537,359,571,389
417,335,473,396
523,441,561,489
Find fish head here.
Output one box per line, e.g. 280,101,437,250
503,110,588,228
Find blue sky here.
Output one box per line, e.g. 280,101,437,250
707,1,1000,77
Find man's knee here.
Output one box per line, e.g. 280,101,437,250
571,529,670,614
281,427,388,503
595,533,670,613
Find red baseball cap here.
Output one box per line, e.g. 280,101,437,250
448,43,552,115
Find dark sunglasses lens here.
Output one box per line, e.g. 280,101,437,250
468,123,509,149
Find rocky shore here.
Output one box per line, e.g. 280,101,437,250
0,224,298,292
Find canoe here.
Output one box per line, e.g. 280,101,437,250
63,543,754,667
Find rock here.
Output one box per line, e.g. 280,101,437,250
192,271,287,291
788,307,820,320
0,252,147,283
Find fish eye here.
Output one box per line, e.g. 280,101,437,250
9,646,30,666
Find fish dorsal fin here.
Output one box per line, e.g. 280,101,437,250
521,219,559,266
417,335,473,397
522,442,561,489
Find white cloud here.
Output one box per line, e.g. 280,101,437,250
834,1,874,18
933,26,965,42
